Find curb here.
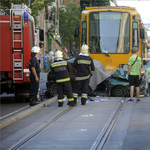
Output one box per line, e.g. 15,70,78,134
0,96,57,129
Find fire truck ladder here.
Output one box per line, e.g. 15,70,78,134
10,4,24,81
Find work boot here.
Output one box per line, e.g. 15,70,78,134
29,97,39,106
81,98,86,105
68,101,76,107
58,102,63,107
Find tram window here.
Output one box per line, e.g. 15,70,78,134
81,21,87,45
133,22,138,48
143,43,145,53
29,20,34,49
89,12,130,54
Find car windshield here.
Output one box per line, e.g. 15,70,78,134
67,58,75,64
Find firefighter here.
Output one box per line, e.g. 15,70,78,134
73,44,95,105
51,50,75,107
29,46,41,106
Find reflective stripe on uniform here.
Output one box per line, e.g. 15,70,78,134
81,93,87,98
56,77,70,83
54,66,66,72
68,98,74,102
51,61,67,68
73,93,78,98
77,60,91,64
75,74,91,81
58,99,63,102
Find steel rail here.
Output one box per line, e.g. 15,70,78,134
7,106,73,150
90,100,125,150
0,106,29,120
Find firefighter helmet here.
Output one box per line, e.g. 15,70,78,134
55,50,63,58
31,46,41,53
81,44,89,54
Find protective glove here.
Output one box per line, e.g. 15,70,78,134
126,74,128,80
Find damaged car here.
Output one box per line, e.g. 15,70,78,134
45,58,147,98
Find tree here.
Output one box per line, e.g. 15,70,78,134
0,0,54,26
59,1,81,54
80,0,110,10
0,0,29,10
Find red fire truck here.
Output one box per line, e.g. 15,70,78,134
0,4,35,99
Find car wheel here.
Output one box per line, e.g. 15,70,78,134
124,87,130,97
139,77,146,96
45,83,58,98
50,84,58,97
111,86,126,97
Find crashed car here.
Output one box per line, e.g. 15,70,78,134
45,58,146,98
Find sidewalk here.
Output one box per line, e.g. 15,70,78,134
0,70,49,129
104,96,150,150
0,96,57,129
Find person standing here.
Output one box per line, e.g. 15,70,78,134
49,49,54,60
51,50,75,107
126,48,142,103
73,44,95,105
43,51,49,70
37,51,41,64
146,67,150,95
29,46,41,106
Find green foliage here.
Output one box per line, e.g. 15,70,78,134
0,0,54,26
30,0,45,25
44,59,53,73
80,0,110,10
59,0,81,51
0,0,29,10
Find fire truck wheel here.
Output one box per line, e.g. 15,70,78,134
15,84,30,102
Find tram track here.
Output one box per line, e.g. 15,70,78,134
7,106,73,150
90,100,125,150
2,97,126,150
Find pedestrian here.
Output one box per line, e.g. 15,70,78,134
73,44,95,105
29,46,41,106
43,51,49,69
51,50,75,107
49,49,54,60
126,48,142,103
37,51,41,64
146,67,150,95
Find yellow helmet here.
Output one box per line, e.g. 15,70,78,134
55,50,63,58
81,44,89,54
31,46,41,53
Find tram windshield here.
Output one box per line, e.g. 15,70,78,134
89,12,130,54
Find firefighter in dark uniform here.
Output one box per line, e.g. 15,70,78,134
73,44,95,105
29,46,41,106
51,50,75,107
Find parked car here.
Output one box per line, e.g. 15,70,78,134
45,58,146,98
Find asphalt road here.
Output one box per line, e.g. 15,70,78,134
0,70,48,117
1,96,150,150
